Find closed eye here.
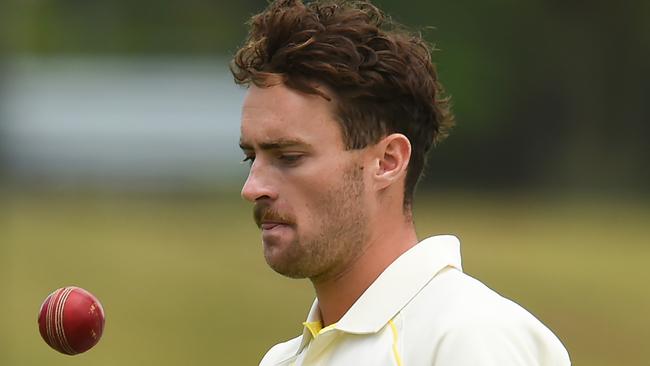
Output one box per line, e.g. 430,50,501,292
242,155,255,166
241,153,304,168
278,154,303,165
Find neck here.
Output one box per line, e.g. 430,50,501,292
311,219,418,326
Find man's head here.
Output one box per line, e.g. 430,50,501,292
239,84,370,282
233,0,453,280
232,0,454,210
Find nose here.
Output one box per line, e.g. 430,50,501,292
241,162,277,203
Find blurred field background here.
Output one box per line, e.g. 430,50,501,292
1,0,649,365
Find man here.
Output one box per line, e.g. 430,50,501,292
232,0,571,365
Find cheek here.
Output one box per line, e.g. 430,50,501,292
289,182,333,233
283,154,357,225
284,161,338,201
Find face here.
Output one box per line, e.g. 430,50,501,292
239,83,370,282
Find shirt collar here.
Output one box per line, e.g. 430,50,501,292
300,234,462,343
298,298,323,351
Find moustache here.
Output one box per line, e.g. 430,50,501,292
253,203,295,228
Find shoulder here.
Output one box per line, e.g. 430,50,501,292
402,267,571,365
408,266,551,326
259,335,303,366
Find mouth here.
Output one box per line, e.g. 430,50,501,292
254,204,294,233
260,222,290,231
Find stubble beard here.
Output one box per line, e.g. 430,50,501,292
265,163,368,281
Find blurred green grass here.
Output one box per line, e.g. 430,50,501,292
1,191,648,365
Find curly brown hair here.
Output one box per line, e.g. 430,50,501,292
231,0,454,209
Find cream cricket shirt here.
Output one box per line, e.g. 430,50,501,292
260,235,571,366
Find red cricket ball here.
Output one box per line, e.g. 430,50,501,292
37,286,106,355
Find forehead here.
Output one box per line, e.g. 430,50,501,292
240,84,344,148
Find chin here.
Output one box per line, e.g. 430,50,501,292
263,247,310,279
265,257,307,279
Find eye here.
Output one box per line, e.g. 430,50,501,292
278,154,303,165
241,155,255,166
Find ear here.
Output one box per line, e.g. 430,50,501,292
371,133,411,191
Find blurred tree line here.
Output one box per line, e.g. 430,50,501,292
0,0,648,193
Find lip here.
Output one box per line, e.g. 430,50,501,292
260,222,289,230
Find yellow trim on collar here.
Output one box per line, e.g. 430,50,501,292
302,321,338,339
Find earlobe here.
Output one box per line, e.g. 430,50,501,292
374,134,411,188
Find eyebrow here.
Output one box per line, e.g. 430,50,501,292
239,138,312,151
